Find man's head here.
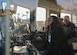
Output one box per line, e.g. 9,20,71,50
64,16,70,24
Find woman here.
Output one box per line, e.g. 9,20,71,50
46,16,73,55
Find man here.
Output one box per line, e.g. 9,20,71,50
63,16,75,55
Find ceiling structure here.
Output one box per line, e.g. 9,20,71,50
0,0,77,13
38,0,62,11
56,0,77,13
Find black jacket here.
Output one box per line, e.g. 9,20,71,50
46,25,73,55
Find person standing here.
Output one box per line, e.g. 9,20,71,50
45,16,73,55
63,16,76,55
